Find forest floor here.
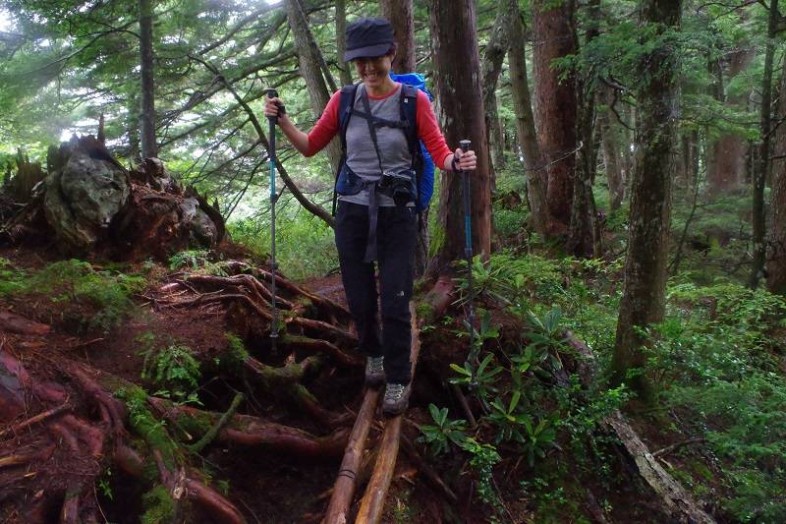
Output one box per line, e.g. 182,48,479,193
0,240,494,523
0,239,715,523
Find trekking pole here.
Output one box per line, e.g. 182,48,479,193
267,88,280,351
459,139,479,385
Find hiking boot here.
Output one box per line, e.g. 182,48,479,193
365,356,385,387
382,382,411,416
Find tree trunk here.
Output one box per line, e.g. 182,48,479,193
427,0,492,276
598,86,625,212
707,35,753,198
508,2,549,236
750,0,777,289
381,0,416,73
284,0,341,174
380,0,431,277
533,0,578,232
611,0,681,401
567,0,600,258
767,42,786,294
139,0,157,159
335,0,353,86
481,0,514,176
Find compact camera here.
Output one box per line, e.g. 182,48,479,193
378,169,416,206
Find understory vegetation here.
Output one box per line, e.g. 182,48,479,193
4,163,783,522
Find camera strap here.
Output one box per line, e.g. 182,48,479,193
360,88,385,263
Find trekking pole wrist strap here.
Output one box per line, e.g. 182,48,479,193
451,153,460,172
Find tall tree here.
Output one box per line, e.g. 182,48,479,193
598,85,626,212
381,0,415,73
750,0,778,289
767,24,786,294
533,0,579,231
427,0,491,275
335,0,353,86
567,0,601,258
481,0,514,174
611,0,682,400
706,40,754,198
139,0,157,159
508,0,549,236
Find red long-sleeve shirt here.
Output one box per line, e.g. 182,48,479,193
301,84,453,167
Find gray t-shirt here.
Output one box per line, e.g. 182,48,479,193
341,84,413,207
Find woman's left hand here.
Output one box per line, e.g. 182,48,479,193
452,148,477,171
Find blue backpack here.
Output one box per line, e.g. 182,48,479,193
333,72,436,214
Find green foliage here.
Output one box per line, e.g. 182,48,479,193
0,258,144,333
228,212,337,280
138,335,203,406
418,404,469,456
0,257,26,295
644,279,786,520
668,376,786,521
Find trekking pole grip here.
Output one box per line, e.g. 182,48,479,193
266,89,279,125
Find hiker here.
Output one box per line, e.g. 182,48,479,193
264,17,477,416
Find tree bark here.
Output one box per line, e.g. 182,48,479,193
481,0,514,175
335,0,353,86
750,0,777,289
381,0,416,73
139,0,157,159
567,0,600,258
707,34,753,198
598,85,625,212
611,0,681,401
767,38,786,294
508,2,549,236
533,0,579,231
427,0,492,276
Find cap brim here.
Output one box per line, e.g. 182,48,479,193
344,43,391,62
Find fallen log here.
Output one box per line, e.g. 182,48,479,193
355,303,421,523
323,388,381,523
566,331,716,524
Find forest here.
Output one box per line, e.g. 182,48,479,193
1,0,786,523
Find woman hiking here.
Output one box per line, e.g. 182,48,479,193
264,17,477,416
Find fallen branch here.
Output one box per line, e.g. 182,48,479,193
0,401,70,440
324,388,381,523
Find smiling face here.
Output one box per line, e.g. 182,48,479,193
354,52,395,95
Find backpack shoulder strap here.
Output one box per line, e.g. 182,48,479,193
399,84,419,158
338,83,360,153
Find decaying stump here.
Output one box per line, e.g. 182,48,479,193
1,135,224,261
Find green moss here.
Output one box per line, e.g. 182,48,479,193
141,485,175,524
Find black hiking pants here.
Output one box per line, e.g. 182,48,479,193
334,200,416,385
